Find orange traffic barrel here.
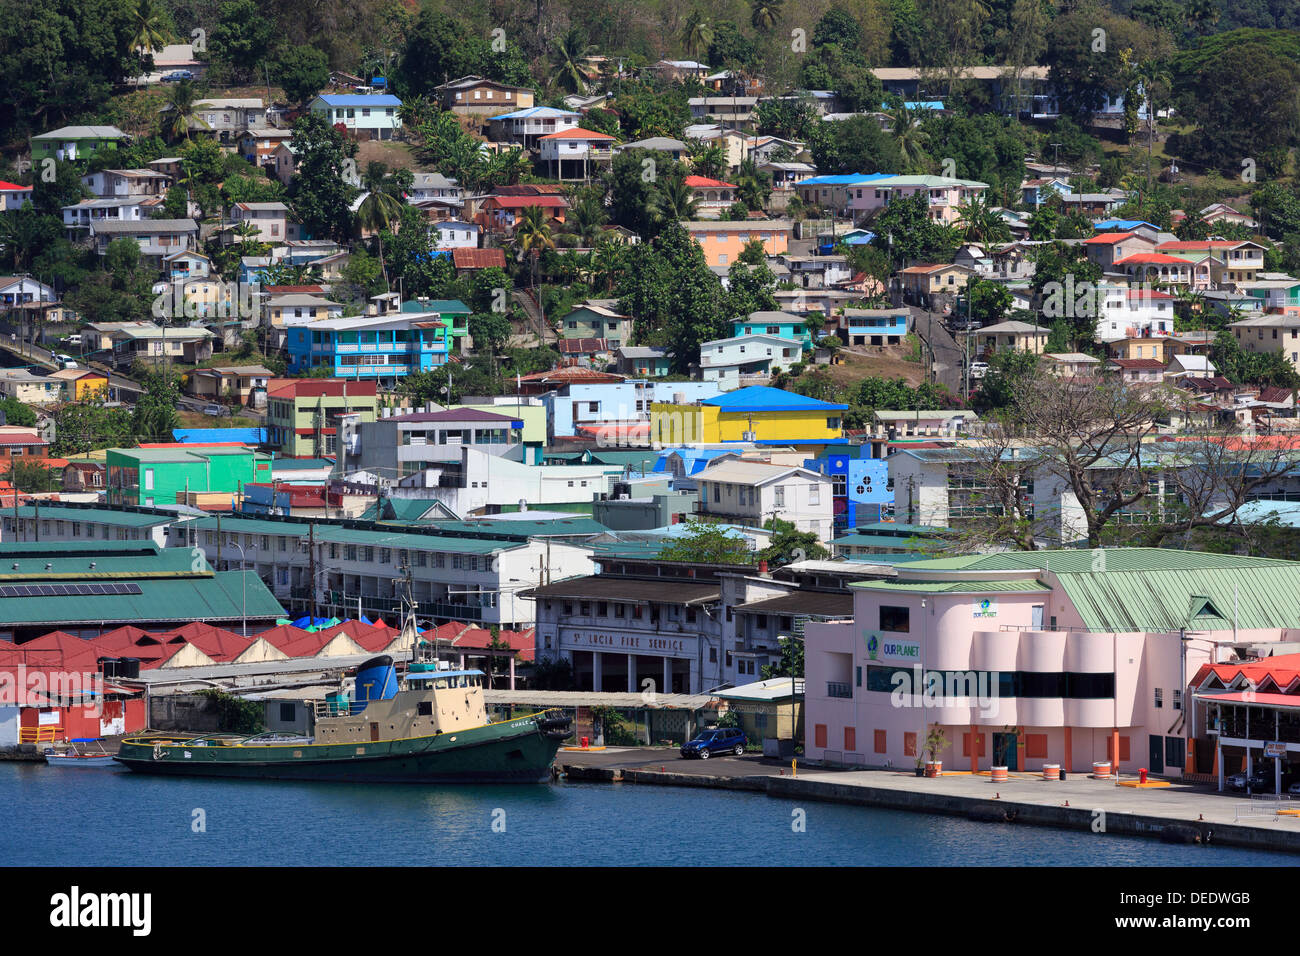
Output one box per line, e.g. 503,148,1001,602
1043,763,1060,781
990,765,1008,783
1092,761,1111,779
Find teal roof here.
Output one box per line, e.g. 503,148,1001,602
9,505,173,528
426,518,608,539
702,386,848,412
271,458,334,470
400,298,470,314
191,515,522,554
0,543,283,625
832,534,947,552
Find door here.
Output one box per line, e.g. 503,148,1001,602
1148,734,1165,774
1031,605,1044,629
993,732,1018,771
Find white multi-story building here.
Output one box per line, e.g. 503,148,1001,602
695,460,834,542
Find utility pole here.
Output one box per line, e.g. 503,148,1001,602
309,521,317,622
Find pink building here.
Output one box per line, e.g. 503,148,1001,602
804,549,1300,778
846,175,989,224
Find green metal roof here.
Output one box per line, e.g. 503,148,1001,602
874,548,1300,631
426,518,609,539
851,579,1050,593
190,515,521,554
10,505,174,528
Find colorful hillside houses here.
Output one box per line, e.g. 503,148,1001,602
307,94,402,140
285,312,451,381
650,385,847,451
684,175,737,215
538,127,616,180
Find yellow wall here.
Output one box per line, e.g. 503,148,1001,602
72,375,109,401
650,403,844,445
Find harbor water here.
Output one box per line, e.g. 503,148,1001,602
2,763,1294,866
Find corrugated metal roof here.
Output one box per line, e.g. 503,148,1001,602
850,579,1051,593
886,549,1300,631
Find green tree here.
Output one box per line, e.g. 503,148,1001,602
468,311,513,372
209,0,274,84
132,368,181,441
130,0,172,56
51,401,135,456
760,517,829,567
6,459,58,493
658,519,754,564
287,113,359,243
974,349,1040,413
276,47,329,105
760,635,804,679
0,397,36,427
965,277,1012,325
809,115,902,178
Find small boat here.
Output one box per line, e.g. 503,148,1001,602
45,738,117,768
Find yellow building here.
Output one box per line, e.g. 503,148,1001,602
650,385,846,450
50,367,109,401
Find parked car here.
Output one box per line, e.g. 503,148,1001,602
63,334,82,347
1228,769,1273,792
162,70,194,82
202,404,224,416
53,354,77,369
1287,780,1300,796
680,727,746,760
967,361,990,379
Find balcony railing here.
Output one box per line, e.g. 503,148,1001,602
827,681,853,699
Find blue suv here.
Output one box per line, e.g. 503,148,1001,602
681,727,746,759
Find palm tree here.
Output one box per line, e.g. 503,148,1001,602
355,166,404,286
397,95,435,130
681,12,714,61
486,148,532,188
132,0,172,56
592,237,623,293
513,206,556,290
567,194,608,246
231,220,262,253
888,103,930,172
162,80,208,142
691,143,727,180
1185,0,1219,35
734,158,771,212
650,174,700,225
954,194,1011,246
750,0,784,32
552,27,595,95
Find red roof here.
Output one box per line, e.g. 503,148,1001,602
0,181,31,191
267,378,378,399
262,285,326,295
487,195,568,209
684,175,737,189
493,184,567,196
1127,289,1174,300
1156,240,1248,251
160,622,252,662
1193,654,1300,695
1108,358,1166,369
451,247,507,270
558,337,609,354
517,366,624,384
1084,232,1137,244
1257,386,1294,404
1114,253,1193,265
538,127,615,140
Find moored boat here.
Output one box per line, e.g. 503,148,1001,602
45,738,117,768
115,653,571,784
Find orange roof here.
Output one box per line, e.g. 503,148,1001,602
1114,253,1193,265
684,175,737,189
452,247,507,269
1084,232,1137,244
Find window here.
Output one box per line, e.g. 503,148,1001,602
844,727,856,751
879,605,910,632
1173,689,1182,711
814,724,827,749
873,729,887,754
904,732,917,757
809,484,820,506
774,485,785,507
1024,734,1048,759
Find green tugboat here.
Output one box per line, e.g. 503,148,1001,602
115,649,571,784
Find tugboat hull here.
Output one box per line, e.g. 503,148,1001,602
115,716,565,784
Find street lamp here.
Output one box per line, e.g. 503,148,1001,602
229,540,247,636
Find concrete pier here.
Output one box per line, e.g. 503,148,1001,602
560,750,1300,855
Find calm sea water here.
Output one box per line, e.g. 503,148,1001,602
1,763,1292,866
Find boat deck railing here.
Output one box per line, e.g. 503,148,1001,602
19,726,63,743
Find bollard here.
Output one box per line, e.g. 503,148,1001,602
1139,767,1148,784
581,736,589,749
792,758,797,778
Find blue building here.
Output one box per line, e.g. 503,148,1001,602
837,308,910,347
731,310,813,348
286,312,450,382
803,447,890,531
